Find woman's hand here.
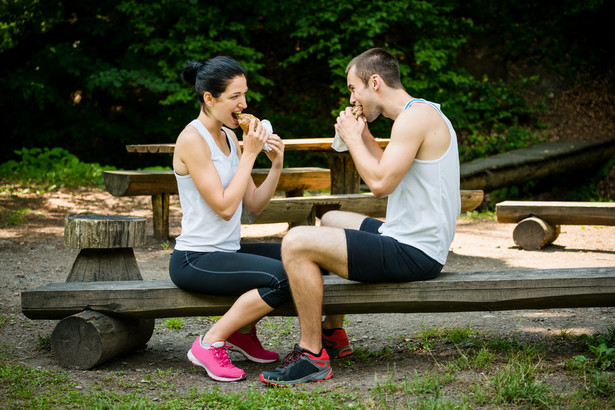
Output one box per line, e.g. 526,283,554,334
243,118,268,155
264,133,284,167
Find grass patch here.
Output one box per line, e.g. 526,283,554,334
1,208,31,227
2,324,614,408
163,318,184,330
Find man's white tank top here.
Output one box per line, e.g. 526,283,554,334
378,99,461,264
174,119,241,252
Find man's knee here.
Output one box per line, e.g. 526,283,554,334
321,210,365,230
320,210,342,227
281,226,314,257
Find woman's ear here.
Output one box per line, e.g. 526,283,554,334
203,92,214,106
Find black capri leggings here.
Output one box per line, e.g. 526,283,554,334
169,243,290,309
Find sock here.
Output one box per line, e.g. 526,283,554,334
297,345,325,357
322,327,341,337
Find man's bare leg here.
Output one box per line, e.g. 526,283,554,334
319,211,368,331
281,225,349,353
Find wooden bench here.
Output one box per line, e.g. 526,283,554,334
243,190,485,225
496,201,615,250
21,267,615,369
103,168,331,239
104,169,484,239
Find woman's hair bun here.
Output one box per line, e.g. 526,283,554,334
180,60,202,86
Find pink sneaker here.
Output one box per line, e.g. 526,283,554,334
226,327,279,363
187,336,246,382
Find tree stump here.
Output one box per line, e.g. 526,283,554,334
51,310,154,369
64,215,146,282
513,216,561,250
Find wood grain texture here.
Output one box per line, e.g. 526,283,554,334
104,168,331,197
461,140,615,191
21,267,615,320
512,217,560,250
496,201,615,225
246,191,484,224
65,248,143,282
64,215,146,249
51,310,154,369
126,138,390,154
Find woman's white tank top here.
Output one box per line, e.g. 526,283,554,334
174,120,241,252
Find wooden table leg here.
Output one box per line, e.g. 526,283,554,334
325,152,361,194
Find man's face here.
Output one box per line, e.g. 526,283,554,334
347,66,377,122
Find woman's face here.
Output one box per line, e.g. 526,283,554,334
208,75,248,129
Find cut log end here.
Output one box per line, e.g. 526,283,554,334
51,310,154,369
513,216,560,250
64,215,146,249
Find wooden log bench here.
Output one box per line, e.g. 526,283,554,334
243,190,485,225
496,201,615,250
104,169,484,239
21,267,615,369
103,168,331,239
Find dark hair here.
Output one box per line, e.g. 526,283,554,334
180,56,247,103
346,48,404,89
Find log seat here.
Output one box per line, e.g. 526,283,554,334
21,267,615,369
496,201,615,249
104,169,484,239
244,190,485,225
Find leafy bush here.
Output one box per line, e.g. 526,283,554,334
2,1,611,168
0,147,115,189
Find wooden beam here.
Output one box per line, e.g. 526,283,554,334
496,201,615,226
104,168,331,197
21,267,615,320
247,191,484,224
249,167,330,193
461,140,615,191
104,170,178,196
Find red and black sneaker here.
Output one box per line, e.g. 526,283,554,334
322,328,353,358
259,344,332,386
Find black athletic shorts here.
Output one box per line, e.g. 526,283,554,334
345,217,443,282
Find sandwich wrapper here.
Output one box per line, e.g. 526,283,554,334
331,130,349,152
260,119,273,152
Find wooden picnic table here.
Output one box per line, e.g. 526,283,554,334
126,138,390,194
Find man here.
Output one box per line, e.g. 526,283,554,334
260,48,461,386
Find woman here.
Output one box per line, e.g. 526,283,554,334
169,56,290,382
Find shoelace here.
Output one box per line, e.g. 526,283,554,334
212,344,234,368
279,350,303,369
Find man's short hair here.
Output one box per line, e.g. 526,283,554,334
346,48,404,89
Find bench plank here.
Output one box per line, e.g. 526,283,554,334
496,201,615,226
21,267,615,320
104,168,330,197
247,190,484,224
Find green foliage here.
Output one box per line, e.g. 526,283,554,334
1,208,30,226
0,147,115,189
163,318,184,330
1,1,612,169
489,357,554,406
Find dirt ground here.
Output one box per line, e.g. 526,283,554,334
1,187,614,398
